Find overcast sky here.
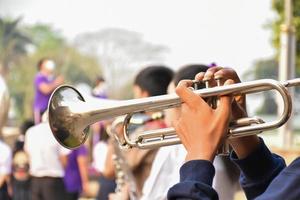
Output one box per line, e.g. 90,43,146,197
0,0,276,77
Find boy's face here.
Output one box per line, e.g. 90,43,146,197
164,81,181,127
133,85,149,99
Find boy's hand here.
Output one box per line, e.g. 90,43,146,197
174,79,233,162
194,66,260,159
194,66,246,114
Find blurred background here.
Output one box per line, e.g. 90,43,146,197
0,0,299,200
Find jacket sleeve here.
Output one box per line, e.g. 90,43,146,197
167,160,219,200
230,138,286,199
255,157,300,200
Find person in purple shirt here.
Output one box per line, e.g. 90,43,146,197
92,76,108,99
167,67,300,200
63,145,90,200
33,58,64,124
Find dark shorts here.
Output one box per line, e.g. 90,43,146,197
0,182,11,200
31,177,66,200
97,175,116,200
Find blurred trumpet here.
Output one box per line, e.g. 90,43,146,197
107,117,138,200
48,78,300,150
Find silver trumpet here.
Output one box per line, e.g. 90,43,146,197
48,78,300,150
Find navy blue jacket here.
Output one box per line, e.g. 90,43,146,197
167,139,300,200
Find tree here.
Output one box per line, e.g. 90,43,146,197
270,0,300,74
74,28,169,98
243,59,279,114
243,1,300,115
243,59,278,81
7,23,102,121
0,17,32,78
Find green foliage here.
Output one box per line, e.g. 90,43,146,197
244,1,300,115
25,24,65,52
243,59,279,115
270,0,300,72
256,92,278,115
3,19,102,122
0,17,32,76
243,59,278,81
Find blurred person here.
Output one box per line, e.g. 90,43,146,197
0,138,12,200
92,76,108,99
105,65,174,200
0,74,9,135
91,76,108,148
141,64,240,200
63,145,89,200
93,130,110,174
93,131,117,200
0,74,12,200
13,120,34,153
33,58,64,124
90,77,110,198
11,120,34,200
24,112,69,200
11,151,30,200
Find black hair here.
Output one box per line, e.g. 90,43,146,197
20,120,35,135
37,58,49,70
134,66,174,96
173,64,209,88
96,76,105,83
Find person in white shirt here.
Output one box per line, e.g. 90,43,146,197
24,119,69,200
0,139,12,200
93,141,108,174
141,145,185,200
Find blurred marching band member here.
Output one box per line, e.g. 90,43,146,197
63,144,90,200
33,58,64,124
92,76,108,99
93,130,115,200
0,137,12,200
11,120,34,200
0,74,12,199
141,65,240,200
104,66,174,200
13,120,34,154
91,76,109,156
93,131,110,175
24,112,69,200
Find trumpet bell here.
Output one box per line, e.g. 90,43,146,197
48,85,88,149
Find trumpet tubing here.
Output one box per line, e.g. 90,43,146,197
48,78,300,149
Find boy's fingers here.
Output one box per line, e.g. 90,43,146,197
203,66,224,81
195,72,205,82
216,79,234,116
173,119,184,139
217,95,232,117
214,67,241,83
175,80,205,107
223,79,235,86
232,99,247,119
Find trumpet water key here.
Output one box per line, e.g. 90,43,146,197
48,78,300,150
